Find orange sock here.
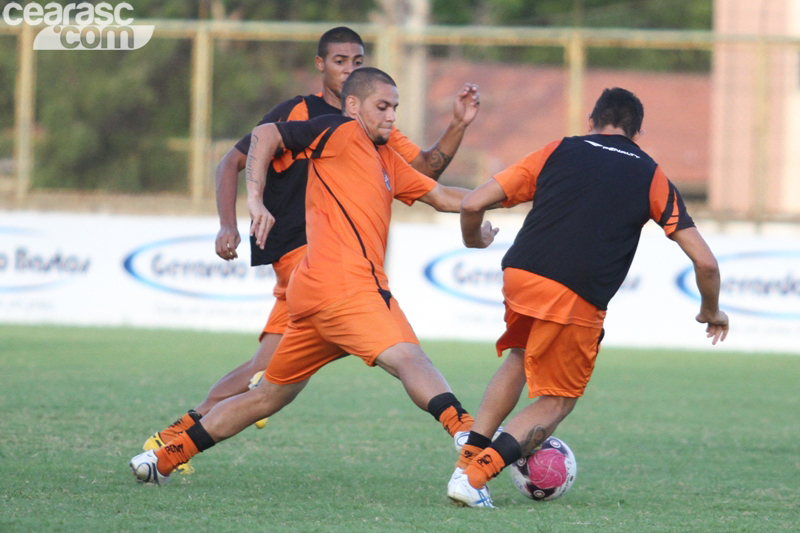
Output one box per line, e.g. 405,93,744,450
154,433,199,476
438,406,474,437
159,411,200,442
463,448,505,489
456,444,484,470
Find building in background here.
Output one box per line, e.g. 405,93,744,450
712,0,800,219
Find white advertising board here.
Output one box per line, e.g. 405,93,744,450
1,211,798,354
0,212,275,336
385,220,800,354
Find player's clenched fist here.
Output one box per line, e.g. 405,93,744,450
215,225,240,260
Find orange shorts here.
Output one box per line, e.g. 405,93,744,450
496,307,604,398
260,245,307,340
261,298,289,338
263,290,420,385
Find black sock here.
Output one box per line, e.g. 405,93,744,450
465,431,492,449
489,432,522,466
427,392,467,421
188,409,203,423
186,421,216,453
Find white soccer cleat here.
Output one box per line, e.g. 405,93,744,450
130,449,171,486
447,467,495,508
454,426,505,452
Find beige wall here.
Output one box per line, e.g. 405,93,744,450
712,0,800,217
785,1,800,212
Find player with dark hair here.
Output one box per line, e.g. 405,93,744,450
141,27,480,472
317,25,364,57
340,65,396,102
130,67,481,486
589,86,644,138
446,87,729,507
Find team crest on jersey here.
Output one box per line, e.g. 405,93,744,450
382,168,391,191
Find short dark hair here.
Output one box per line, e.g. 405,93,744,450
590,88,644,139
317,26,364,59
341,67,396,103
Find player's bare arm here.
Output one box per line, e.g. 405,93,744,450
245,123,285,250
410,83,480,180
417,184,472,213
460,178,505,248
215,147,246,261
670,227,729,344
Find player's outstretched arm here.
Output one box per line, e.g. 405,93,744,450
246,123,284,250
417,184,471,213
215,147,246,261
410,83,480,180
460,178,506,248
670,227,729,344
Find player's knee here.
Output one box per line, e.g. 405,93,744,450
248,380,273,402
377,343,431,373
249,379,305,414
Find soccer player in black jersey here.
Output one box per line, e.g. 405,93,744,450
446,87,729,507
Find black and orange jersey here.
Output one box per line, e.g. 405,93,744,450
235,94,421,266
274,114,437,319
495,134,694,311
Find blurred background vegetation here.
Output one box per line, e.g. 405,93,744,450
0,0,711,193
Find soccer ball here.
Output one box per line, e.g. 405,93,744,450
509,436,577,501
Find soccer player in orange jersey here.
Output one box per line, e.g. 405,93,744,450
141,27,481,470
446,88,729,507
130,68,480,487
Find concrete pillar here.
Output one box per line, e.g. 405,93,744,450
14,24,36,200
711,0,799,218
189,25,213,203
565,30,586,137
372,0,428,143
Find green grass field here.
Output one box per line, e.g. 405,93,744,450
1,324,798,532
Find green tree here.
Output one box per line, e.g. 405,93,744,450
0,37,17,159
432,0,712,71
34,40,191,191
2,0,712,193
27,0,381,192
433,0,712,30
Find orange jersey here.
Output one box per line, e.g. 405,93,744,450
387,126,422,163
270,99,421,172
236,93,421,266
275,115,437,319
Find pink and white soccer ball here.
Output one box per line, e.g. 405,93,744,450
510,436,577,501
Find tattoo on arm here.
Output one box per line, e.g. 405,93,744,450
245,133,259,183
426,145,453,178
519,425,548,457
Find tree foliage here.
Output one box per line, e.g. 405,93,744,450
432,0,711,30
0,0,711,192
432,0,713,70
